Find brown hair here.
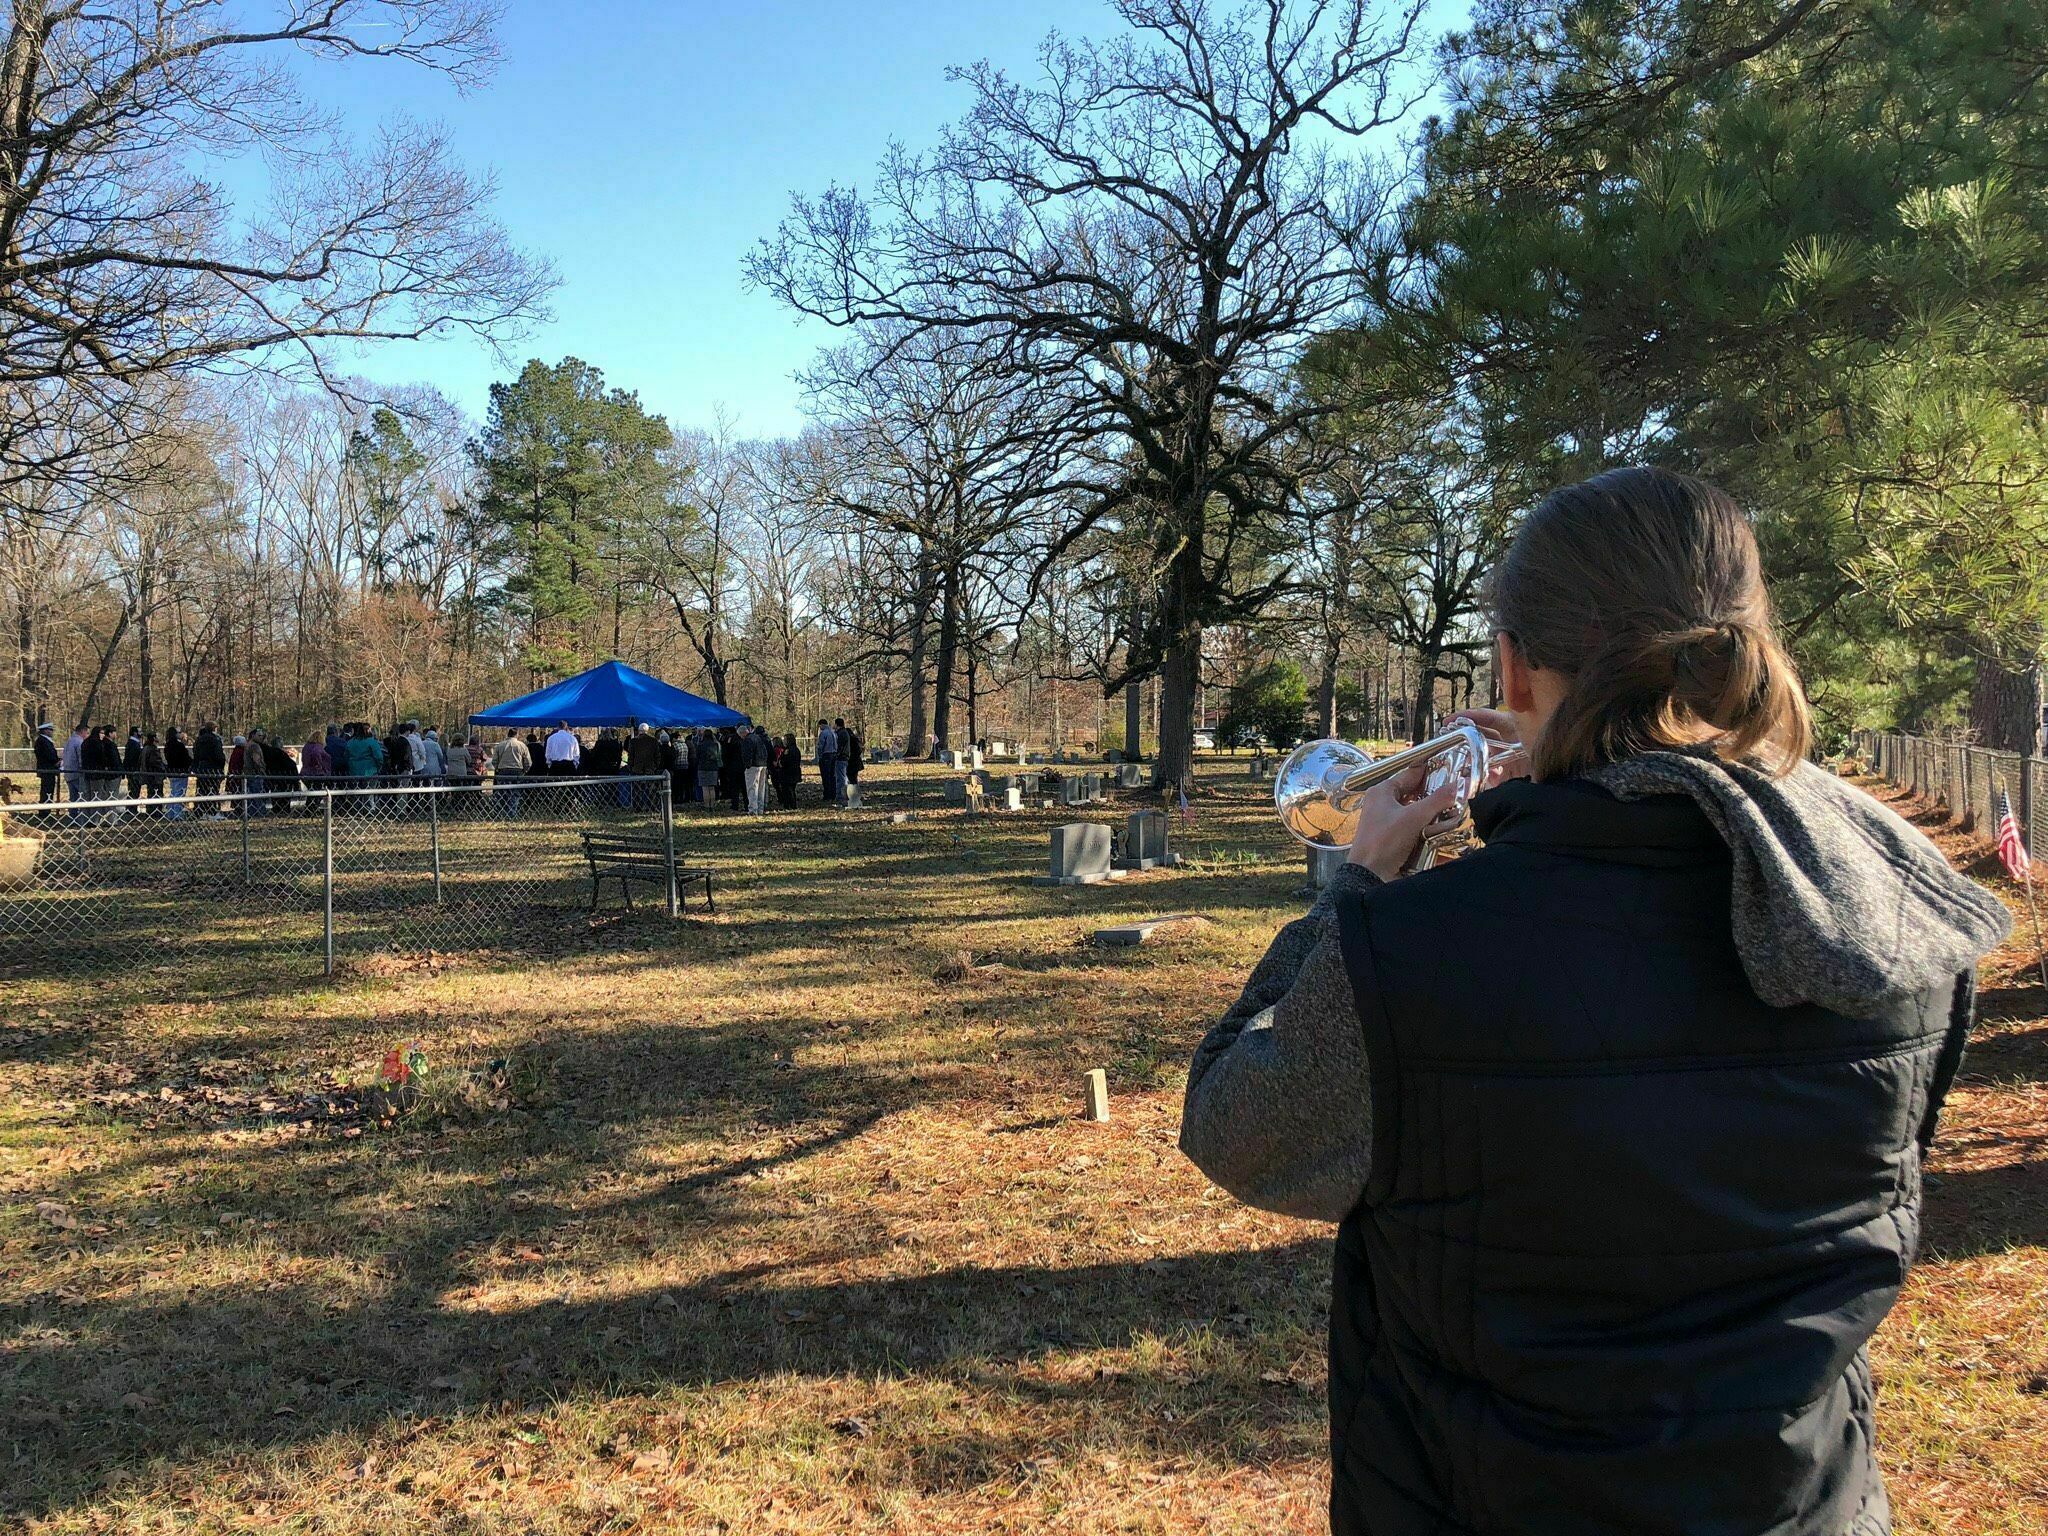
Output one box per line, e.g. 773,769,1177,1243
1491,466,1811,781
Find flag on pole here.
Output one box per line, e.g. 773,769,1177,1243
1996,786,2031,881
1176,779,1193,823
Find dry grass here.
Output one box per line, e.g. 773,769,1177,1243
1,758,2041,1533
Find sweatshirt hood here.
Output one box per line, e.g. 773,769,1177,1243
1577,751,2011,1013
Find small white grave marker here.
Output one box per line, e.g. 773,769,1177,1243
1083,1067,1110,1123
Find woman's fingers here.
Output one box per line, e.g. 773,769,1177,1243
1402,777,1463,834
1447,707,1516,742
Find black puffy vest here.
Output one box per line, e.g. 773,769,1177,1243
1328,778,1971,1536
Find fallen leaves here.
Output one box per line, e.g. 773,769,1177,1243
34,1199,78,1229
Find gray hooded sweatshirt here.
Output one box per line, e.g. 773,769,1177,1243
1180,754,2013,1220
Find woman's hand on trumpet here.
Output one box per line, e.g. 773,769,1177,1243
1448,708,1532,790
1346,762,1464,882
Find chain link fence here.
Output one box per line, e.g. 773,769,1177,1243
0,776,682,981
1854,730,2047,862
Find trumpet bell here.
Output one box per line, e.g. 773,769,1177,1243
1274,738,1376,847
1273,723,1498,851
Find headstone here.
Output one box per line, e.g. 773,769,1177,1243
943,778,968,806
1058,775,1089,808
889,811,911,825
969,746,984,770
999,784,1023,812
990,739,1006,757
1033,822,1123,886
1083,1067,1110,1123
1307,844,1347,890
1093,911,1206,947
1117,762,1143,790
844,783,863,810
1106,748,1123,764
1083,772,1103,802
1115,809,1170,870
1025,752,1045,765
1016,771,1041,796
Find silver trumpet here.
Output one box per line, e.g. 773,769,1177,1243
1274,721,1525,867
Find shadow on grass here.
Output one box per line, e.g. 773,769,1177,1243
1,1239,1328,1518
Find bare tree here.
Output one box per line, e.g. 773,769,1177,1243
799,324,1084,755
752,0,1424,787
0,0,551,506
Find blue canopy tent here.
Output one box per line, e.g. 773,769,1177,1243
468,660,748,730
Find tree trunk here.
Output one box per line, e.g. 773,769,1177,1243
965,645,979,747
16,582,41,741
929,565,961,753
137,594,156,729
1410,643,1442,745
1157,632,1201,790
1968,655,2041,755
1124,679,1143,759
1154,529,1205,790
1315,640,1341,739
77,605,133,731
905,551,933,757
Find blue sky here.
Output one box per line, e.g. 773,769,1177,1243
294,0,1446,439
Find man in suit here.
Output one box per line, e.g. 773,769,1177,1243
32,722,59,803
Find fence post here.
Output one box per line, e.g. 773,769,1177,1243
429,787,443,904
322,790,335,976
240,792,251,883
2021,753,2034,859
661,774,680,919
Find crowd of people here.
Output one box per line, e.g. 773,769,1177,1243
26,713,868,816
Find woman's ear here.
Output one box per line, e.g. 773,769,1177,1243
1497,632,1538,714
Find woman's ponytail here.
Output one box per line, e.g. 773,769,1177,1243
1495,468,1812,781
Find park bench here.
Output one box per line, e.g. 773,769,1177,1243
578,831,713,912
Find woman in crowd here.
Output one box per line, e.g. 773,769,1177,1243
843,724,864,791
140,732,168,812
1180,466,2011,1536
694,727,722,807
162,726,192,818
718,726,746,811
774,733,803,809
301,728,332,791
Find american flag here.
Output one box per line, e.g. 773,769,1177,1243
1176,779,1194,823
1996,786,2031,882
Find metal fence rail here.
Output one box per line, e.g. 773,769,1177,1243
1853,729,2046,863
0,775,680,980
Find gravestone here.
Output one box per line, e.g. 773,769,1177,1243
1058,775,1089,808
969,746,984,770
1117,762,1144,790
1083,1067,1110,1122
1033,822,1123,886
942,778,968,807
1106,748,1123,764
990,739,1006,757
1025,752,1045,765
1016,771,1041,796
1093,911,1206,947
1083,772,1103,802
844,782,863,810
998,784,1023,811
1115,809,1170,871
1307,844,1347,890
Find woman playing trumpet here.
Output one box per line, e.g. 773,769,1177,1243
1181,466,2009,1536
